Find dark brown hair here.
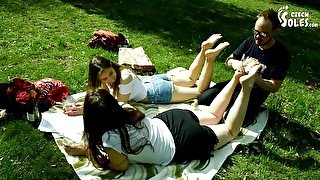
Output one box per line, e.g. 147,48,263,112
87,56,123,97
257,9,280,30
83,89,149,169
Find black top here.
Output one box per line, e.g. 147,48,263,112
233,36,291,80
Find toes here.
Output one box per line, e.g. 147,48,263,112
206,34,222,44
204,42,229,57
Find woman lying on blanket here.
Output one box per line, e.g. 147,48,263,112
63,34,229,116
64,64,262,171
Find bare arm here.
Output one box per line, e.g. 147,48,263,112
225,55,243,70
64,144,128,171
255,76,283,93
117,93,130,103
105,147,129,172
226,55,282,92
116,71,133,103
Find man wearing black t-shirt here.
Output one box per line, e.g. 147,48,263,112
197,9,291,125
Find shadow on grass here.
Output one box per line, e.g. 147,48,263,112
3,0,319,84
262,109,320,170
283,0,320,10
231,109,320,172
60,0,319,84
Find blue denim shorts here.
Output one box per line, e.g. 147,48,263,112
142,74,173,104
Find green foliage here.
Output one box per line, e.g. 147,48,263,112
0,0,319,179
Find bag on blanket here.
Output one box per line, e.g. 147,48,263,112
88,29,131,51
0,78,39,118
118,47,157,75
33,78,70,108
0,78,70,119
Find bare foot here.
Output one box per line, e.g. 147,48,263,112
242,57,260,74
233,68,246,82
205,42,230,59
239,64,262,89
201,34,223,51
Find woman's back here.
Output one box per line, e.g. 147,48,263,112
102,116,175,165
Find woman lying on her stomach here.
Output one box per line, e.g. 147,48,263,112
64,64,262,171
63,34,229,116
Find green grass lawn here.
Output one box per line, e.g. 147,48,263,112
0,0,319,179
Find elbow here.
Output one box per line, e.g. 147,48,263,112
117,159,129,171
270,85,281,93
270,88,279,93
108,157,129,172
112,162,129,172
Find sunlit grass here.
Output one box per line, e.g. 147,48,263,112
0,0,319,179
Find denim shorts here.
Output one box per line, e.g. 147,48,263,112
142,74,173,104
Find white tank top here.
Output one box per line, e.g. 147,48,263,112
118,70,147,101
102,117,175,165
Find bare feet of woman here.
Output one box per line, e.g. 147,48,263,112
239,64,262,89
233,67,246,82
201,34,223,51
205,42,230,60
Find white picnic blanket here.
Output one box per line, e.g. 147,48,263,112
38,92,269,180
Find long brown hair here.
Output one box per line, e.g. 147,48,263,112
87,56,124,97
83,89,149,169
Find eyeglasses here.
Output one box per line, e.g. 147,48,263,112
252,29,268,38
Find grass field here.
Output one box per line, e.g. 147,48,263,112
0,0,319,179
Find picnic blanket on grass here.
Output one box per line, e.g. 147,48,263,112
38,92,269,180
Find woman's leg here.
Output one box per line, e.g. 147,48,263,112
195,42,229,92
170,42,230,103
206,65,262,149
167,34,223,87
196,69,243,125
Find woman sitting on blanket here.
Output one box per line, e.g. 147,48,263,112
63,34,229,116
64,64,262,171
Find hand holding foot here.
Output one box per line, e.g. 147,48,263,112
233,68,246,82
239,64,262,89
242,57,260,74
201,34,223,51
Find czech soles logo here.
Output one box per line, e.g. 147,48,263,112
278,5,318,28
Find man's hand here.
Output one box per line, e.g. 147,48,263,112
242,57,260,74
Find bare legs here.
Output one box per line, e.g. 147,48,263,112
167,34,223,87
170,35,229,103
202,65,262,149
196,42,230,92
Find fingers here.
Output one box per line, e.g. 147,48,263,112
243,57,259,66
236,62,246,74
63,103,83,116
242,57,260,74
64,109,82,116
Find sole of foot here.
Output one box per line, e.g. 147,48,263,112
205,42,230,59
239,64,262,87
206,34,222,45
